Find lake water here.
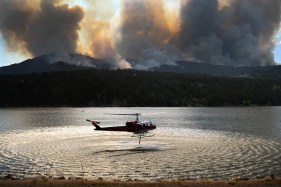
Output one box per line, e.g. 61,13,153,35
0,107,281,180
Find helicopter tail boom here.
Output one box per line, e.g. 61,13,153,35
86,119,101,129
93,123,101,130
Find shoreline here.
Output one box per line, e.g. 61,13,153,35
1,176,281,187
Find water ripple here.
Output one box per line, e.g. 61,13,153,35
0,126,280,180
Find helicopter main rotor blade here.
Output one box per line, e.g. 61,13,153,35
106,112,166,116
106,113,141,116
140,112,166,116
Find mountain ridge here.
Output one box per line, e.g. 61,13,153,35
151,61,281,79
0,53,112,75
1,53,281,79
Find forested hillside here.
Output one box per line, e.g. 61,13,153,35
1,70,281,107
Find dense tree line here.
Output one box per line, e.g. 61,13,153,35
0,69,281,107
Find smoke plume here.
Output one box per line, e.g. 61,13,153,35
0,0,280,68
77,0,131,68
0,0,84,56
113,0,180,69
113,0,281,67
178,0,281,66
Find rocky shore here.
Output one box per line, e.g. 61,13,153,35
0,175,280,187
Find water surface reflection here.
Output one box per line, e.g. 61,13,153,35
0,107,280,180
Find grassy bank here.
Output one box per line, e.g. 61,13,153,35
1,176,280,187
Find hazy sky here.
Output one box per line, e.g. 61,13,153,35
275,32,281,64
0,0,280,67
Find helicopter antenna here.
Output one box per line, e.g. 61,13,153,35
136,113,140,122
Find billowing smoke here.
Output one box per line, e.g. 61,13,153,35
178,0,222,63
0,0,280,68
178,0,281,66
113,0,179,69
112,0,281,67
77,1,131,69
0,0,84,56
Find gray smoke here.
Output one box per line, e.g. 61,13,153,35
114,0,178,69
0,0,84,57
178,0,281,66
115,0,281,67
0,0,280,68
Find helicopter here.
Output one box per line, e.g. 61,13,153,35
86,113,157,144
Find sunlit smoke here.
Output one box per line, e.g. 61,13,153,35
73,0,131,68
0,0,280,68
112,0,180,69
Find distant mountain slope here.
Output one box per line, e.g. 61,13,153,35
150,61,237,76
1,53,281,79
150,61,281,79
0,53,112,75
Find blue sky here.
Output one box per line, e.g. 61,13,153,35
274,32,281,64
0,34,30,67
